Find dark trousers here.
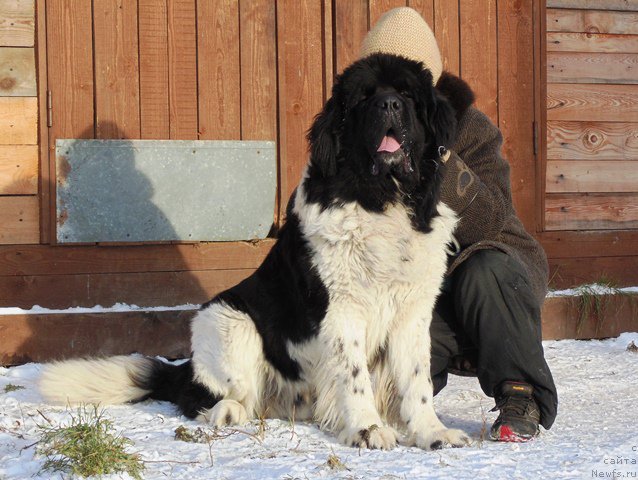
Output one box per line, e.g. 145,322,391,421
430,249,558,429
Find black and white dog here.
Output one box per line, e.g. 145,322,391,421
41,53,470,450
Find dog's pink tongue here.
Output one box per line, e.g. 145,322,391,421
377,135,401,153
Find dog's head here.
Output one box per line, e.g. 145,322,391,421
307,53,457,189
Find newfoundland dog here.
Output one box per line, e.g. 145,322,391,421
41,53,471,450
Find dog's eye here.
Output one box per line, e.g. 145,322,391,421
401,91,414,100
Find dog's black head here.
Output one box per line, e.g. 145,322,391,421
304,54,457,227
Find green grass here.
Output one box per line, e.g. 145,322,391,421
37,405,144,479
3,384,25,393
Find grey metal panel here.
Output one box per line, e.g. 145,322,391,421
56,139,276,243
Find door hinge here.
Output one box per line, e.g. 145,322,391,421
47,90,52,128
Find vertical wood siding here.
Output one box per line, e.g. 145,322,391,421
0,0,565,309
42,0,524,229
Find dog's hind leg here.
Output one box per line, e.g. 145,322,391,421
387,298,471,450
190,302,268,426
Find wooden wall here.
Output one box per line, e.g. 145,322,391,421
541,0,638,287
0,0,540,313
0,0,38,245
4,0,637,363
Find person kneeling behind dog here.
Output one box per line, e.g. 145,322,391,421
360,7,558,442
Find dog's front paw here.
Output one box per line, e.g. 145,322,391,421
339,424,398,450
197,399,249,427
415,428,471,450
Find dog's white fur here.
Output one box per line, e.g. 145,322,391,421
188,177,463,448
40,171,467,450
40,355,154,405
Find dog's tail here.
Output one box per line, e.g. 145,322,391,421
39,355,196,408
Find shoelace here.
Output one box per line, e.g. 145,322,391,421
490,395,533,417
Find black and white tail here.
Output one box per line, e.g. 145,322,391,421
39,356,216,418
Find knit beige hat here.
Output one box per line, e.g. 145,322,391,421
360,7,442,84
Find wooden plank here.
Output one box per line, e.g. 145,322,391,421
547,121,638,160
434,0,459,75
535,0,547,232
540,230,638,258
0,144,37,194
197,0,240,140
408,0,434,27
547,32,638,53
0,268,254,309
0,240,274,276
369,0,406,28
334,0,368,75
36,0,50,243
545,193,638,230
548,255,638,289
547,52,638,84
498,0,536,232
46,0,94,139
547,0,638,11
541,294,638,341
0,47,35,96
0,195,38,244
546,160,638,193
93,0,140,139
547,9,638,35
138,0,170,139
0,97,36,144
46,0,95,244
240,0,277,140
168,0,198,139
323,0,334,99
0,311,193,364
277,0,325,210
0,0,34,47
547,84,638,122
5,294,637,365
459,0,498,123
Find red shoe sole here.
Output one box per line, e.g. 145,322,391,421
492,425,534,443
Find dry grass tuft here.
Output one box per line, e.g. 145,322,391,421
37,405,144,479
325,450,349,471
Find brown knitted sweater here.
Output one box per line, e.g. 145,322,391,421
439,103,549,305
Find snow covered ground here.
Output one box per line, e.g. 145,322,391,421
1,332,637,480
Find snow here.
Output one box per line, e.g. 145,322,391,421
1,333,637,480
0,303,199,316
547,285,638,298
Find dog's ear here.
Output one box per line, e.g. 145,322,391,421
429,90,457,150
306,97,342,177
417,69,457,151
435,72,475,120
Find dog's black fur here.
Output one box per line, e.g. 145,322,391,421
138,54,469,419
43,55,475,441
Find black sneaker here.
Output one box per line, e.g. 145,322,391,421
489,381,540,442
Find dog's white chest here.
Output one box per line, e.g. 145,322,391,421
296,198,456,289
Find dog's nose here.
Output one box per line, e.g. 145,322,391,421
376,94,403,113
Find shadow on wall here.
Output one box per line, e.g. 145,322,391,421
2,122,210,364
57,132,181,244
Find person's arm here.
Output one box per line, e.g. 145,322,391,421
439,108,512,247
